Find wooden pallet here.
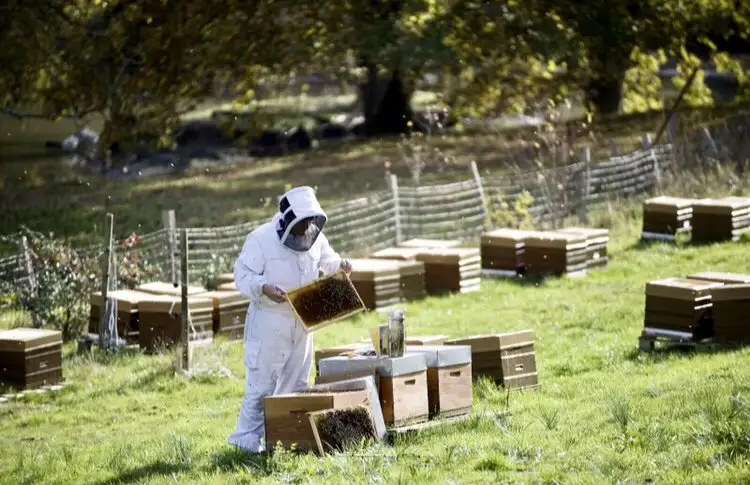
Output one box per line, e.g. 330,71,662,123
0,382,67,405
637,328,717,352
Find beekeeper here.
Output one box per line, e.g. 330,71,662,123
228,186,352,453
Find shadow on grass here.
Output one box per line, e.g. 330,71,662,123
210,447,274,475
623,342,747,363
95,461,189,485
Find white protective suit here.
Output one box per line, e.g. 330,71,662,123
228,186,344,453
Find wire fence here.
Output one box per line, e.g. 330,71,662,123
1,109,749,296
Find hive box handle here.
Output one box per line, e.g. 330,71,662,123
404,379,416,385
515,364,524,371
449,370,462,377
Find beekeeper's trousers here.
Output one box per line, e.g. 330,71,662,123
228,305,313,453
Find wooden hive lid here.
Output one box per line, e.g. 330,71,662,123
217,281,237,291
405,345,472,367
686,272,750,285
481,228,544,247
136,281,205,297
445,330,535,352
370,247,424,261
414,247,481,264
137,294,214,313
524,231,588,250
201,290,249,309
89,289,155,311
393,260,425,277
349,258,402,281
710,284,750,302
692,197,750,214
398,238,462,249
645,277,724,300
644,196,695,211
0,328,62,352
215,273,235,284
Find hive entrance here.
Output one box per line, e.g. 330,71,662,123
309,406,377,454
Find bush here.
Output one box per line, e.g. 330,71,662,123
1,228,100,340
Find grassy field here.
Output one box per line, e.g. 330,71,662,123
3,204,750,484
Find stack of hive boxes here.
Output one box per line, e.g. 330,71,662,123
523,232,589,277
445,330,538,391
88,289,153,343
201,290,250,339
136,281,205,297
558,227,610,269
643,277,722,340
641,196,694,241
415,247,482,294
480,228,535,276
348,259,402,310
137,294,214,352
0,328,64,390
686,272,750,344
370,247,427,302
691,197,750,243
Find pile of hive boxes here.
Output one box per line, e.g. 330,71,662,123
641,271,750,345
86,274,249,353
479,227,610,278
640,195,750,243
263,329,539,453
369,238,481,298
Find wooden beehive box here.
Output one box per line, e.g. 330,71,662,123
264,389,371,452
318,353,429,427
398,238,462,249
557,227,610,269
285,271,366,333
691,197,750,243
414,247,482,295
88,289,153,343
445,331,538,391
217,282,237,291
480,228,542,275
349,259,402,310
201,290,249,339
644,277,724,340
406,345,473,418
214,273,235,286
523,232,589,277
0,328,63,390
137,294,214,352
393,260,426,302
641,196,694,239
709,284,750,343
136,281,206,297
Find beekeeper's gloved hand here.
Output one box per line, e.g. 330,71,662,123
262,284,287,303
340,259,352,274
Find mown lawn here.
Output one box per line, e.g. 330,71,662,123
3,212,750,484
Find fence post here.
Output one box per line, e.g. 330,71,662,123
177,228,191,373
98,213,114,348
642,134,661,189
389,174,402,244
162,209,177,285
578,147,591,224
18,235,42,328
469,161,489,227
609,140,618,157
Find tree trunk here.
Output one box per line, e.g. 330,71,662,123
360,66,413,137
585,75,625,116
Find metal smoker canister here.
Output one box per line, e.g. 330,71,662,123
388,309,405,357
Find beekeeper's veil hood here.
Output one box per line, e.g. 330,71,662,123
273,186,327,252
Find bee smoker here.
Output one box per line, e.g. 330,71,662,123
387,309,405,357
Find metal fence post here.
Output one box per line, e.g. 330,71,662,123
642,134,661,190
469,161,489,228
579,147,591,224
98,213,114,349
162,210,177,285
177,228,191,372
389,174,402,244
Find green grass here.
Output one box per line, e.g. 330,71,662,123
4,209,750,484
